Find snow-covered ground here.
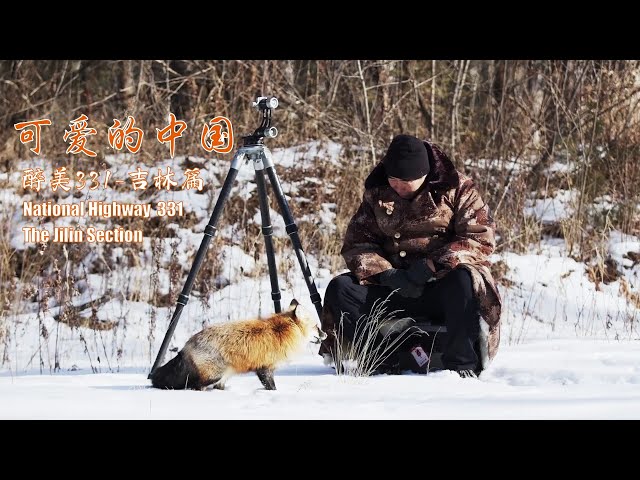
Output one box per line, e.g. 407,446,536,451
1,338,639,419
2,259,640,419
2,141,640,419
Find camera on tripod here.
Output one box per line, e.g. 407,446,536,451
149,93,323,378
253,96,279,111
245,96,279,143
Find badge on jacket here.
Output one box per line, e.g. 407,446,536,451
379,200,395,215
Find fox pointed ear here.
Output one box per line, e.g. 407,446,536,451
287,299,299,312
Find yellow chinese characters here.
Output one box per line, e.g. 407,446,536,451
108,116,144,153
15,113,234,156
63,114,97,157
14,119,52,155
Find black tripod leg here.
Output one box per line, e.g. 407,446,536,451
254,167,282,314
264,165,323,320
147,152,246,378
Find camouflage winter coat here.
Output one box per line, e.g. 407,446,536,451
334,141,502,368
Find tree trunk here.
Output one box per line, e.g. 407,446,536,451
119,60,136,114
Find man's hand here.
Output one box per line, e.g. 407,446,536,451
378,268,424,298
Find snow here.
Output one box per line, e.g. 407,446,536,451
609,230,640,268
548,161,574,174
1,339,639,419
524,189,577,224
2,239,640,419
2,142,640,419
300,203,337,233
270,140,345,168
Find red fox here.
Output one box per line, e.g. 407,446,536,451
150,299,326,391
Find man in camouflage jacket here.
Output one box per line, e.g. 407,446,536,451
319,134,502,377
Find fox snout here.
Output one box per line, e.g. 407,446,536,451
314,326,328,344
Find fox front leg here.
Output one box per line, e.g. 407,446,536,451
255,367,276,390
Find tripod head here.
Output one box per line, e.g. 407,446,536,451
242,96,279,146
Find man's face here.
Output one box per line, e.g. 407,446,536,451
388,175,427,199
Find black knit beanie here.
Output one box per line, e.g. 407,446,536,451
382,134,431,180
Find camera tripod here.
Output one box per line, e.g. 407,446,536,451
148,96,324,378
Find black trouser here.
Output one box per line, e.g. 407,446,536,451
322,267,481,372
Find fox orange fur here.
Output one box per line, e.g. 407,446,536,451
150,299,326,391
